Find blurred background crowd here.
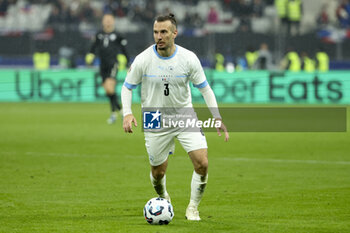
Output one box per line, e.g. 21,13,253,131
0,0,350,70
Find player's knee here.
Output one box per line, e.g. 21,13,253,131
152,171,165,180
106,89,114,95
195,160,208,176
152,169,166,181
103,81,115,95
104,85,114,95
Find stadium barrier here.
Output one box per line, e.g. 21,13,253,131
0,69,349,104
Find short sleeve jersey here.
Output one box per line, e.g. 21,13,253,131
124,45,208,108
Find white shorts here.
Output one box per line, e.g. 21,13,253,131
144,131,208,166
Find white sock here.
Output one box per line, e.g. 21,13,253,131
150,172,168,198
189,171,208,208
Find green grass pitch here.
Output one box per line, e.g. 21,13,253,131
0,103,349,233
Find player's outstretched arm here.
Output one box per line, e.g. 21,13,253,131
198,85,229,142
121,85,137,133
215,118,229,142
123,114,137,133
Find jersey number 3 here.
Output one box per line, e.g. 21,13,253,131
164,83,169,96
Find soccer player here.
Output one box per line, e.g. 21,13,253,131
121,13,229,221
85,14,128,124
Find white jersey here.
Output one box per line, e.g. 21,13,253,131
124,44,208,108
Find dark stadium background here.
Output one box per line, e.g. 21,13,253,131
0,0,350,69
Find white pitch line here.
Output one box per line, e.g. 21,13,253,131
220,157,350,165
26,151,82,157
3,151,144,159
3,151,350,165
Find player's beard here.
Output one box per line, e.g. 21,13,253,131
157,43,167,50
157,38,172,50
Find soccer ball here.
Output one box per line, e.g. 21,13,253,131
143,197,174,225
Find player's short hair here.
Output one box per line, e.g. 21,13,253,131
103,13,115,18
155,13,177,28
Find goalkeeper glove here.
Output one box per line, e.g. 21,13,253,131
85,53,95,65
